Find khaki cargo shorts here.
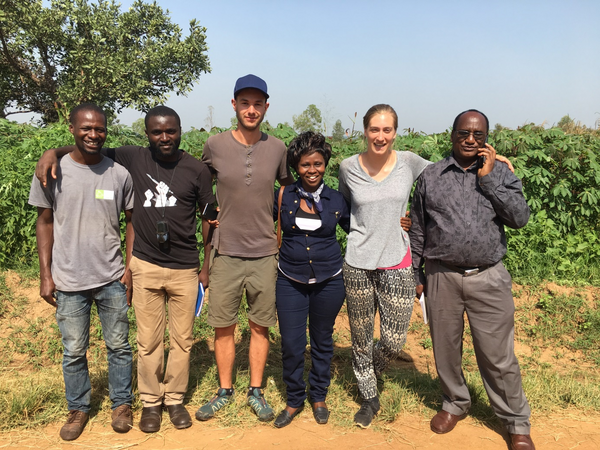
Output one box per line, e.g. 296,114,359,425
207,251,278,328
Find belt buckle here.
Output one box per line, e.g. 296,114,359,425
463,268,479,277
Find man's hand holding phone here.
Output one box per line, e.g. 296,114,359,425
477,143,496,178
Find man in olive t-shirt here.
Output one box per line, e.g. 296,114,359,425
196,75,294,422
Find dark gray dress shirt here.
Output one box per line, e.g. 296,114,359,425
409,154,530,285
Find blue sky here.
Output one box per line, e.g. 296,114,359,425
32,1,600,134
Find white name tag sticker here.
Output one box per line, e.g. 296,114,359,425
95,189,114,200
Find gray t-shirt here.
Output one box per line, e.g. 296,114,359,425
202,130,291,258
28,154,134,291
338,151,430,270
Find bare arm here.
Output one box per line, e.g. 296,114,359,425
400,211,411,232
35,146,76,187
198,218,213,289
120,209,134,306
36,207,57,307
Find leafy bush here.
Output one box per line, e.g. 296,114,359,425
0,119,146,267
1,118,599,284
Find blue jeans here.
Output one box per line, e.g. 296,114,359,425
276,273,345,408
56,280,133,412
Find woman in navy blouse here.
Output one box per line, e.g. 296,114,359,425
272,132,350,428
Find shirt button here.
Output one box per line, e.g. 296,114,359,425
292,226,295,229
305,234,309,237
289,211,293,214
306,247,310,251
294,200,298,203
309,260,312,263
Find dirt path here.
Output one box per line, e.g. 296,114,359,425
1,410,599,450
2,272,600,449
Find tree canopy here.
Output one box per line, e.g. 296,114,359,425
331,119,344,141
293,104,323,133
0,0,210,123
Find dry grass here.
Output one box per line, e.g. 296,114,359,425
0,270,599,435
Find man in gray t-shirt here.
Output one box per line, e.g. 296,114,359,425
28,104,134,441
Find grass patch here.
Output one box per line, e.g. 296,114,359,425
0,373,65,429
0,273,8,317
0,271,599,432
516,287,600,363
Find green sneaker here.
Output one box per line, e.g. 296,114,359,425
195,388,233,421
247,388,275,422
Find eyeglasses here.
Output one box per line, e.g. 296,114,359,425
456,130,487,141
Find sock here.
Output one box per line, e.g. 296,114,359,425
220,387,234,395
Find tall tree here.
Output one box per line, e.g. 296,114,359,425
293,104,323,133
131,117,145,136
331,119,344,141
0,0,210,123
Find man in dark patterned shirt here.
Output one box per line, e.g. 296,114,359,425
409,110,535,450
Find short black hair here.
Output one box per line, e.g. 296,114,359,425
69,103,106,126
452,109,489,133
287,131,332,173
145,106,181,129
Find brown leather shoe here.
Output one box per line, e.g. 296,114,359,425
430,410,466,434
510,434,536,450
139,406,162,433
60,410,89,441
111,404,133,433
166,404,192,429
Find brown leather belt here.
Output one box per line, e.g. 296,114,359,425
439,261,493,277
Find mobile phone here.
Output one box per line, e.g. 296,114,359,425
156,219,169,244
202,203,218,221
478,135,489,168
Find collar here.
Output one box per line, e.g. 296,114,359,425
291,179,332,199
439,153,478,175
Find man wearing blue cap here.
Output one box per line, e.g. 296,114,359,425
196,75,294,422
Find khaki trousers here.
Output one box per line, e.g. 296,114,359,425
130,256,198,407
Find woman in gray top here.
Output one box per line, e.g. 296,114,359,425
338,104,513,428
338,104,430,428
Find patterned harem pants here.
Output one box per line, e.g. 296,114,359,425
343,263,416,400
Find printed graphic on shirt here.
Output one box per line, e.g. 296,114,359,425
95,189,114,200
143,173,178,208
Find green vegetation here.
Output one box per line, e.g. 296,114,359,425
2,118,600,284
0,117,599,435
331,119,345,142
0,0,210,123
292,104,323,133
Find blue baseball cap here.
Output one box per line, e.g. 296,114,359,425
233,74,269,100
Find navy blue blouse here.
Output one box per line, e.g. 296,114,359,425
274,180,350,283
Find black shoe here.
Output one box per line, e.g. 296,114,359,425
313,406,329,424
354,397,380,428
166,404,192,429
139,406,162,433
273,405,304,428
